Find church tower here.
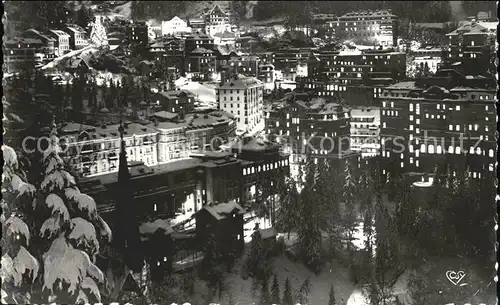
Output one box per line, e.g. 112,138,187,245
113,121,143,272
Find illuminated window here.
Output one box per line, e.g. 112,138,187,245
420,144,426,153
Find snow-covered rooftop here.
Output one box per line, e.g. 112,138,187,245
201,201,246,220
139,219,174,235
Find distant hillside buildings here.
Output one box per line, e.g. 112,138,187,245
312,10,398,47
161,16,192,36
297,48,406,106
443,21,496,75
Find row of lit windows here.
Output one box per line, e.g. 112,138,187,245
243,159,288,175
383,110,399,116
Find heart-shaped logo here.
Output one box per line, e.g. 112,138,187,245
446,270,466,285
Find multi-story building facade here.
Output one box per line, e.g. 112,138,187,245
185,33,215,53
444,21,496,75
126,21,149,46
151,90,196,114
380,70,496,182
203,4,232,37
312,13,338,38
48,29,71,56
350,106,380,158
185,47,217,81
216,75,264,134
298,48,406,105
3,37,45,72
230,137,290,225
57,122,159,178
271,47,315,81
213,31,237,46
331,10,398,47
220,55,260,78
264,92,353,170
188,18,206,32
21,29,56,59
411,46,444,75
161,16,192,36
154,111,236,164
258,63,276,94
64,24,89,50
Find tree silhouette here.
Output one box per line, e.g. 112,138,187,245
282,277,294,305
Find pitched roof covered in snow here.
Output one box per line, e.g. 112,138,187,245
200,201,246,220
217,74,263,89
139,219,174,236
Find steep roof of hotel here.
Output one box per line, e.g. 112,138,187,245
155,90,195,99
293,97,347,115
66,24,87,33
201,201,245,220
152,112,234,131
385,81,419,90
24,29,56,41
446,22,494,36
218,75,263,89
340,10,396,18
5,37,43,45
49,29,71,37
58,122,158,139
205,4,228,17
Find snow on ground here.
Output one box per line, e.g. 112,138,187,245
41,45,100,70
220,255,356,305
346,288,370,305
243,213,272,243
180,81,216,104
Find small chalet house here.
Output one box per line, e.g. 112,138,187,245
139,219,175,282
195,201,246,258
63,24,89,50
65,56,91,74
151,90,195,113
48,29,71,56
186,47,216,80
21,29,57,58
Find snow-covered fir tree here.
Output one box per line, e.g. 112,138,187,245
89,17,108,47
282,277,294,305
270,274,280,305
1,116,112,304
